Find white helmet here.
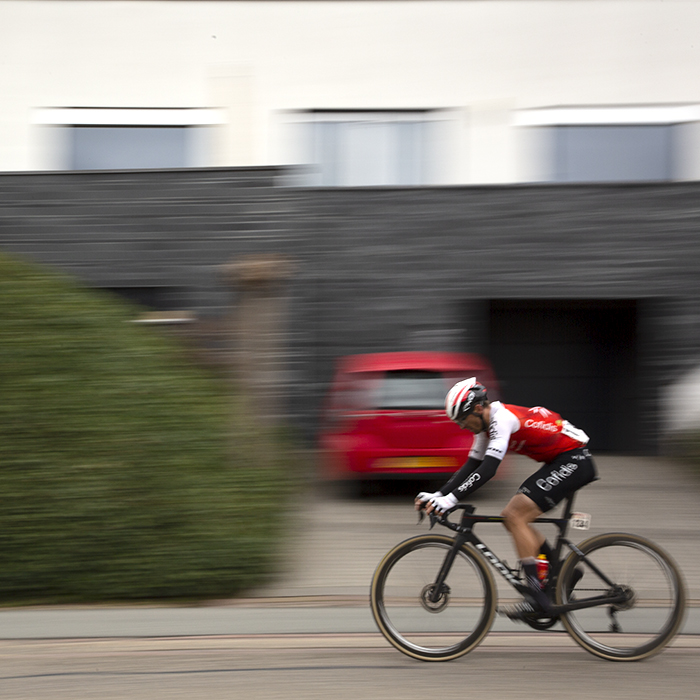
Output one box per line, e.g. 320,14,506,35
445,377,488,422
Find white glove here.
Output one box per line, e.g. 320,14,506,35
416,491,442,504
429,492,459,513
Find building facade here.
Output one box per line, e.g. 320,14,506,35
3,0,700,185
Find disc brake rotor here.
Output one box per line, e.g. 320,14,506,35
420,583,450,613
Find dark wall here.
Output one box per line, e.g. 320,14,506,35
0,167,301,314
2,169,700,453
487,300,638,452
298,185,700,452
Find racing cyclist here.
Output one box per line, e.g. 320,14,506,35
415,378,598,620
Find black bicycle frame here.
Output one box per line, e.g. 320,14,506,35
429,493,627,614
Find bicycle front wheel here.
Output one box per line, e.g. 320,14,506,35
557,533,686,661
370,534,496,661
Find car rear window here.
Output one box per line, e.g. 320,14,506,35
329,366,496,413
373,370,453,409
330,370,463,411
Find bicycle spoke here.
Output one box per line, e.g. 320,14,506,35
558,534,685,661
371,535,495,661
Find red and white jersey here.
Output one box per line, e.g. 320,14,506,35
468,401,589,465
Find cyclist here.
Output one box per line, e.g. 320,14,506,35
415,377,598,619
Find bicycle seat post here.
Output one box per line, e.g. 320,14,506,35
550,493,576,570
561,492,576,522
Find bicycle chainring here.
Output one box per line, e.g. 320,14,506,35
523,615,559,630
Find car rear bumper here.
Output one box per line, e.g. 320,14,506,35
319,449,467,478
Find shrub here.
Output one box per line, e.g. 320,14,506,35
0,253,299,603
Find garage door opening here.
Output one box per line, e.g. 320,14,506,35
487,300,638,453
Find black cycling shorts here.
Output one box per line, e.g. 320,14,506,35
516,447,598,512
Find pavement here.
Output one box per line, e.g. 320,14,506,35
0,454,698,640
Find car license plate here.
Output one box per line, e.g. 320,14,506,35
374,457,459,469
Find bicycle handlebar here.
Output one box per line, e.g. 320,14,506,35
418,503,474,532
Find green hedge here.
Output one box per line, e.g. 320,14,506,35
0,253,300,604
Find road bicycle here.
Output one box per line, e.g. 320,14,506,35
370,491,686,662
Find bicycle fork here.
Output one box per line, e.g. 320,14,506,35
426,533,469,604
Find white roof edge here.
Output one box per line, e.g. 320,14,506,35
514,105,700,126
32,108,226,126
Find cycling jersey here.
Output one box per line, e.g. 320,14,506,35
469,402,589,465
438,400,594,508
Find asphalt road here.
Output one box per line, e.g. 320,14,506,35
2,635,699,700
0,600,697,638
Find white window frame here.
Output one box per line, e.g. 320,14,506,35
32,108,225,127
299,110,449,187
32,108,225,171
515,105,700,183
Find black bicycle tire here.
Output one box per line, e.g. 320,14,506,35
556,532,686,661
370,534,497,661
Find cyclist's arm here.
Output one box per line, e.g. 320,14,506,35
443,406,519,499
427,455,501,513
439,456,483,495
438,427,490,494
446,455,502,499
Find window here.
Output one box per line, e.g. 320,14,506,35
332,370,470,412
71,126,188,170
103,287,185,313
303,111,438,186
32,108,223,171
516,105,700,183
551,124,675,182
374,370,454,410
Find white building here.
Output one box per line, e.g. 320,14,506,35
3,0,700,185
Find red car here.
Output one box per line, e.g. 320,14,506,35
318,351,501,485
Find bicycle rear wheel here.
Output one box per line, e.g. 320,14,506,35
557,532,686,661
370,534,496,661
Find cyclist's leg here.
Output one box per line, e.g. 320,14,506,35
500,494,543,561
512,447,598,562
501,448,597,617
501,494,552,615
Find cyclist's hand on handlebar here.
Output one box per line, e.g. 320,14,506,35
425,493,458,515
414,491,442,511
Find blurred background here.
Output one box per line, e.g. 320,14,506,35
1,0,700,628
3,0,700,455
